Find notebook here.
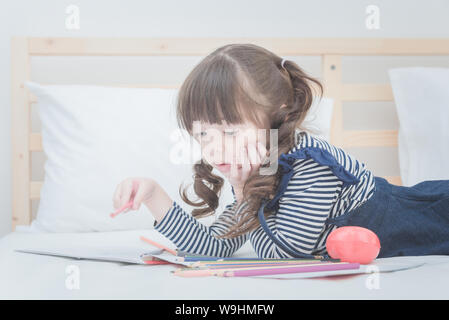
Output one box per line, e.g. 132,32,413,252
15,245,175,265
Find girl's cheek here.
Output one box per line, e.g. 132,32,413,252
200,143,216,164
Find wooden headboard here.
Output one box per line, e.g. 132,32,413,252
11,37,449,230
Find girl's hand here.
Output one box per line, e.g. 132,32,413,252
229,141,268,194
113,177,157,212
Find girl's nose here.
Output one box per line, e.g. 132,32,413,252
207,148,224,164
207,147,236,165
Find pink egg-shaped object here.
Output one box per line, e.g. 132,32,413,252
326,226,381,264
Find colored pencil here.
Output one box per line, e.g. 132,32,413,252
172,269,220,277
172,262,357,277
177,256,340,262
139,236,178,256
110,181,138,218
189,264,327,270
175,262,329,275
190,259,332,267
176,250,214,257
221,263,360,277
188,261,334,269
110,200,134,218
143,260,172,265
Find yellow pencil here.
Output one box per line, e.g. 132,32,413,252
171,269,226,277
187,262,325,269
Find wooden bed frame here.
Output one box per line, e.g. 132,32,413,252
11,37,449,231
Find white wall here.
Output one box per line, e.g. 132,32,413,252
1,0,449,237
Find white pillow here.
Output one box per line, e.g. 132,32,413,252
388,67,449,186
22,82,209,232
21,82,334,233
302,97,334,142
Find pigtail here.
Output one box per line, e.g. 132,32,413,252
277,58,324,137
179,159,224,218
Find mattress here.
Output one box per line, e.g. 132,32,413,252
1,228,449,299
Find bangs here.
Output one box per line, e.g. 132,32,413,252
176,57,265,135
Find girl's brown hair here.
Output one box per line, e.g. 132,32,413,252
176,43,323,238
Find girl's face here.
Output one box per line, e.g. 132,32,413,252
193,119,269,174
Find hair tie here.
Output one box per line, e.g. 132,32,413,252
281,58,287,71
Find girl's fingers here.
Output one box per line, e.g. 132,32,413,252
113,183,123,209
131,182,145,210
241,146,251,181
120,179,135,209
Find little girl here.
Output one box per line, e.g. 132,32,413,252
113,43,449,260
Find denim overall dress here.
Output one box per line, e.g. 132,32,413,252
258,146,449,260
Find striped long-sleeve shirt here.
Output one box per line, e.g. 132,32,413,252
154,129,376,258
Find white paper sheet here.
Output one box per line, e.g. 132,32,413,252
151,252,195,266
249,260,427,279
15,245,164,264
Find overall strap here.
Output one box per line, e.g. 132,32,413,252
257,146,361,260
257,198,328,259
266,147,360,211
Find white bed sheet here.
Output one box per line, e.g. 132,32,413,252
1,228,449,299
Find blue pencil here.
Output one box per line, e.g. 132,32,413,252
178,256,340,262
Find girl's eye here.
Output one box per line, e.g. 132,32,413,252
196,130,236,140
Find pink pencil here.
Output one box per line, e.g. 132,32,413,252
222,262,360,277
110,181,138,218
110,200,134,218
172,262,358,277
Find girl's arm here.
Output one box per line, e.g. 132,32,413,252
145,183,249,257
